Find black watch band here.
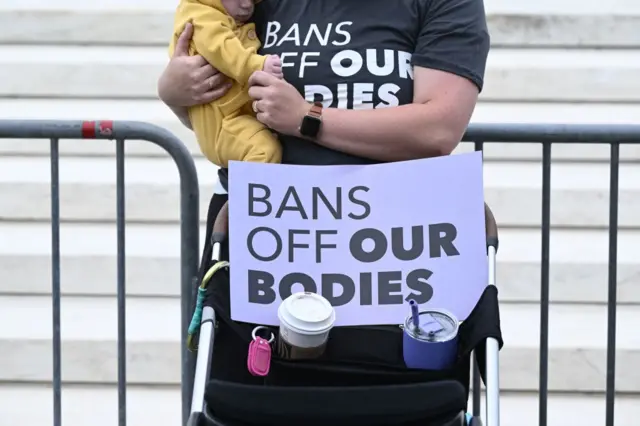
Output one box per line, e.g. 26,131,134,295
299,102,323,138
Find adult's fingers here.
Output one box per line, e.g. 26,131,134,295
248,85,268,100
187,54,210,68
248,70,279,88
192,62,218,82
174,22,194,57
256,111,269,125
197,84,232,104
194,72,229,94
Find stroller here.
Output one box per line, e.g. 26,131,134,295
186,194,503,426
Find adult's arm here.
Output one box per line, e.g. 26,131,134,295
157,23,232,128
315,0,490,161
166,106,193,130
316,67,479,161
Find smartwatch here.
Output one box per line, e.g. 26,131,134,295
299,102,323,138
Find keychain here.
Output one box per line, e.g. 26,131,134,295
247,326,275,377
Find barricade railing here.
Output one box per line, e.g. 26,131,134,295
0,120,200,426
3,120,638,426
463,123,640,426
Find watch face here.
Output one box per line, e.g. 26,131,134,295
301,116,322,137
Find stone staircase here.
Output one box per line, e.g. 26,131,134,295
0,0,639,425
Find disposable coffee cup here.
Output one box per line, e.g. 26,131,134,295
277,292,336,360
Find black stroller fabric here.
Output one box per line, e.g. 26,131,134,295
198,193,503,426
206,380,467,426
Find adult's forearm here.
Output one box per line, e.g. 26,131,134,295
314,104,463,162
169,105,193,129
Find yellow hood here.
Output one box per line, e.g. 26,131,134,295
198,0,226,13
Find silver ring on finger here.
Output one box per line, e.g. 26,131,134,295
252,100,259,113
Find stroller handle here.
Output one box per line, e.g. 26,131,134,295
211,201,230,245
484,203,499,252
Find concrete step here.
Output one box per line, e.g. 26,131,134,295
1,337,639,392
1,99,639,162
0,384,183,426
2,10,639,48
1,220,639,262
1,384,637,426
3,130,640,165
1,295,638,354
471,393,639,426
1,181,639,229
2,150,640,192
0,296,640,393
481,0,640,15
3,120,640,164
1,255,639,304
2,46,640,102
4,0,639,14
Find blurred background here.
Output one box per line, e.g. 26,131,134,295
0,0,639,425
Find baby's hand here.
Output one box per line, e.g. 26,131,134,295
263,55,284,79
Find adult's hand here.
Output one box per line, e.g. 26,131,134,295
157,23,231,107
248,71,310,136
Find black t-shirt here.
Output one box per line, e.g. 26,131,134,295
219,0,489,185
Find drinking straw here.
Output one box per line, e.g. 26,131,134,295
409,299,420,333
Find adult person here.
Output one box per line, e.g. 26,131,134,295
158,0,490,386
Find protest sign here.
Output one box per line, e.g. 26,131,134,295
228,151,487,326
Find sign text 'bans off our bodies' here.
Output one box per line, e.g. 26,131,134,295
244,183,461,307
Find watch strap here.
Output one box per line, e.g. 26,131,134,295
299,101,323,138
308,102,323,119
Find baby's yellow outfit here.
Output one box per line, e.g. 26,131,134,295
170,0,282,167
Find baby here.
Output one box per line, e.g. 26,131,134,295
170,0,283,168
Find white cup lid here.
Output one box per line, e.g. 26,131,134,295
278,292,336,335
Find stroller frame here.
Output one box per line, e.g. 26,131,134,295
187,201,501,426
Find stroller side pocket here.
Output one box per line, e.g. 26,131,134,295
266,324,463,387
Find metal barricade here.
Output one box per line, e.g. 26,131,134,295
0,120,200,426
3,120,639,426
463,123,640,426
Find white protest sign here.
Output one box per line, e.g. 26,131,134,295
228,152,487,326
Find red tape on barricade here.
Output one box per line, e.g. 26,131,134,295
81,120,114,139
